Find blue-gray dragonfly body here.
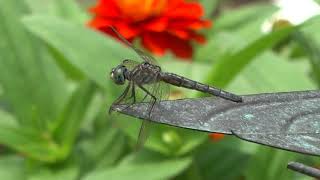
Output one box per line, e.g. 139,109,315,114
108,26,242,147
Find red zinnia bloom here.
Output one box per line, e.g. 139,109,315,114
209,133,224,141
88,0,211,59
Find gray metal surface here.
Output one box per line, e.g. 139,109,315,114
287,162,320,178
112,90,320,156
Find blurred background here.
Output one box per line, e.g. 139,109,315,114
0,0,320,179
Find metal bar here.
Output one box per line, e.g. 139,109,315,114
112,90,320,156
287,162,320,178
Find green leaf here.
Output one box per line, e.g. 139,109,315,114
22,15,136,93
0,156,25,180
205,26,296,88
228,51,316,93
288,32,320,84
244,147,297,180
84,158,192,180
78,124,126,171
25,0,89,80
47,46,85,81
195,32,246,62
25,0,88,23
199,0,219,17
168,50,314,94
0,110,60,162
214,4,277,31
0,109,18,127
118,150,169,166
294,16,320,84
52,81,96,159
0,0,67,127
28,167,78,180
194,139,250,179
302,15,320,39
94,134,126,169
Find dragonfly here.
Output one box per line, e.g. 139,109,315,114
108,26,243,147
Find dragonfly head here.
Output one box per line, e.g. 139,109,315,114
110,64,127,85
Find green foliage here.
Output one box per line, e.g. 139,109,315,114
244,147,297,180
205,26,296,88
0,0,319,179
84,158,191,180
0,156,25,179
199,0,219,17
213,4,277,32
292,16,320,84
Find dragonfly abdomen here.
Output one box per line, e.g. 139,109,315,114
160,72,242,102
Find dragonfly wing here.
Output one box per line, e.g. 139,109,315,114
110,26,170,149
135,119,152,150
133,82,170,149
122,59,140,71
146,81,170,103
110,26,159,65
155,81,170,102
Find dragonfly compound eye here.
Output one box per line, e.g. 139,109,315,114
111,67,126,85
110,69,115,80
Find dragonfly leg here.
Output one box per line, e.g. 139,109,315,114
141,93,149,102
109,82,131,114
130,82,136,104
119,82,138,112
149,99,157,118
138,85,157,118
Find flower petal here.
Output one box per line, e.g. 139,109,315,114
141,32,166,55
168,29,189,39
209,133,225,141
88,17,113,29
167,36,193,59
166,0,184,10
89,0,120,18
169,19,212,30
117,0,167,21
165,2,204,19
89,0,211,60
116,23,140,39
142,32,193,59
143,17,169,32
168,29,206,44
191,33,206,44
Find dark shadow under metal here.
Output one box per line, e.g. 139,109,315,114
112,90,320,156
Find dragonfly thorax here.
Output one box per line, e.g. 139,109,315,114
110,64,128,85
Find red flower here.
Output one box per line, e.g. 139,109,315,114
88,0,211,59
209,133,224,141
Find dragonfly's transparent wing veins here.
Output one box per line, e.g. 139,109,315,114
135,81,170,148
122,59,140,71
110,26,159,65
109,81,135,112
110,26,171,149
142,81,170,111
135,119,152,150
